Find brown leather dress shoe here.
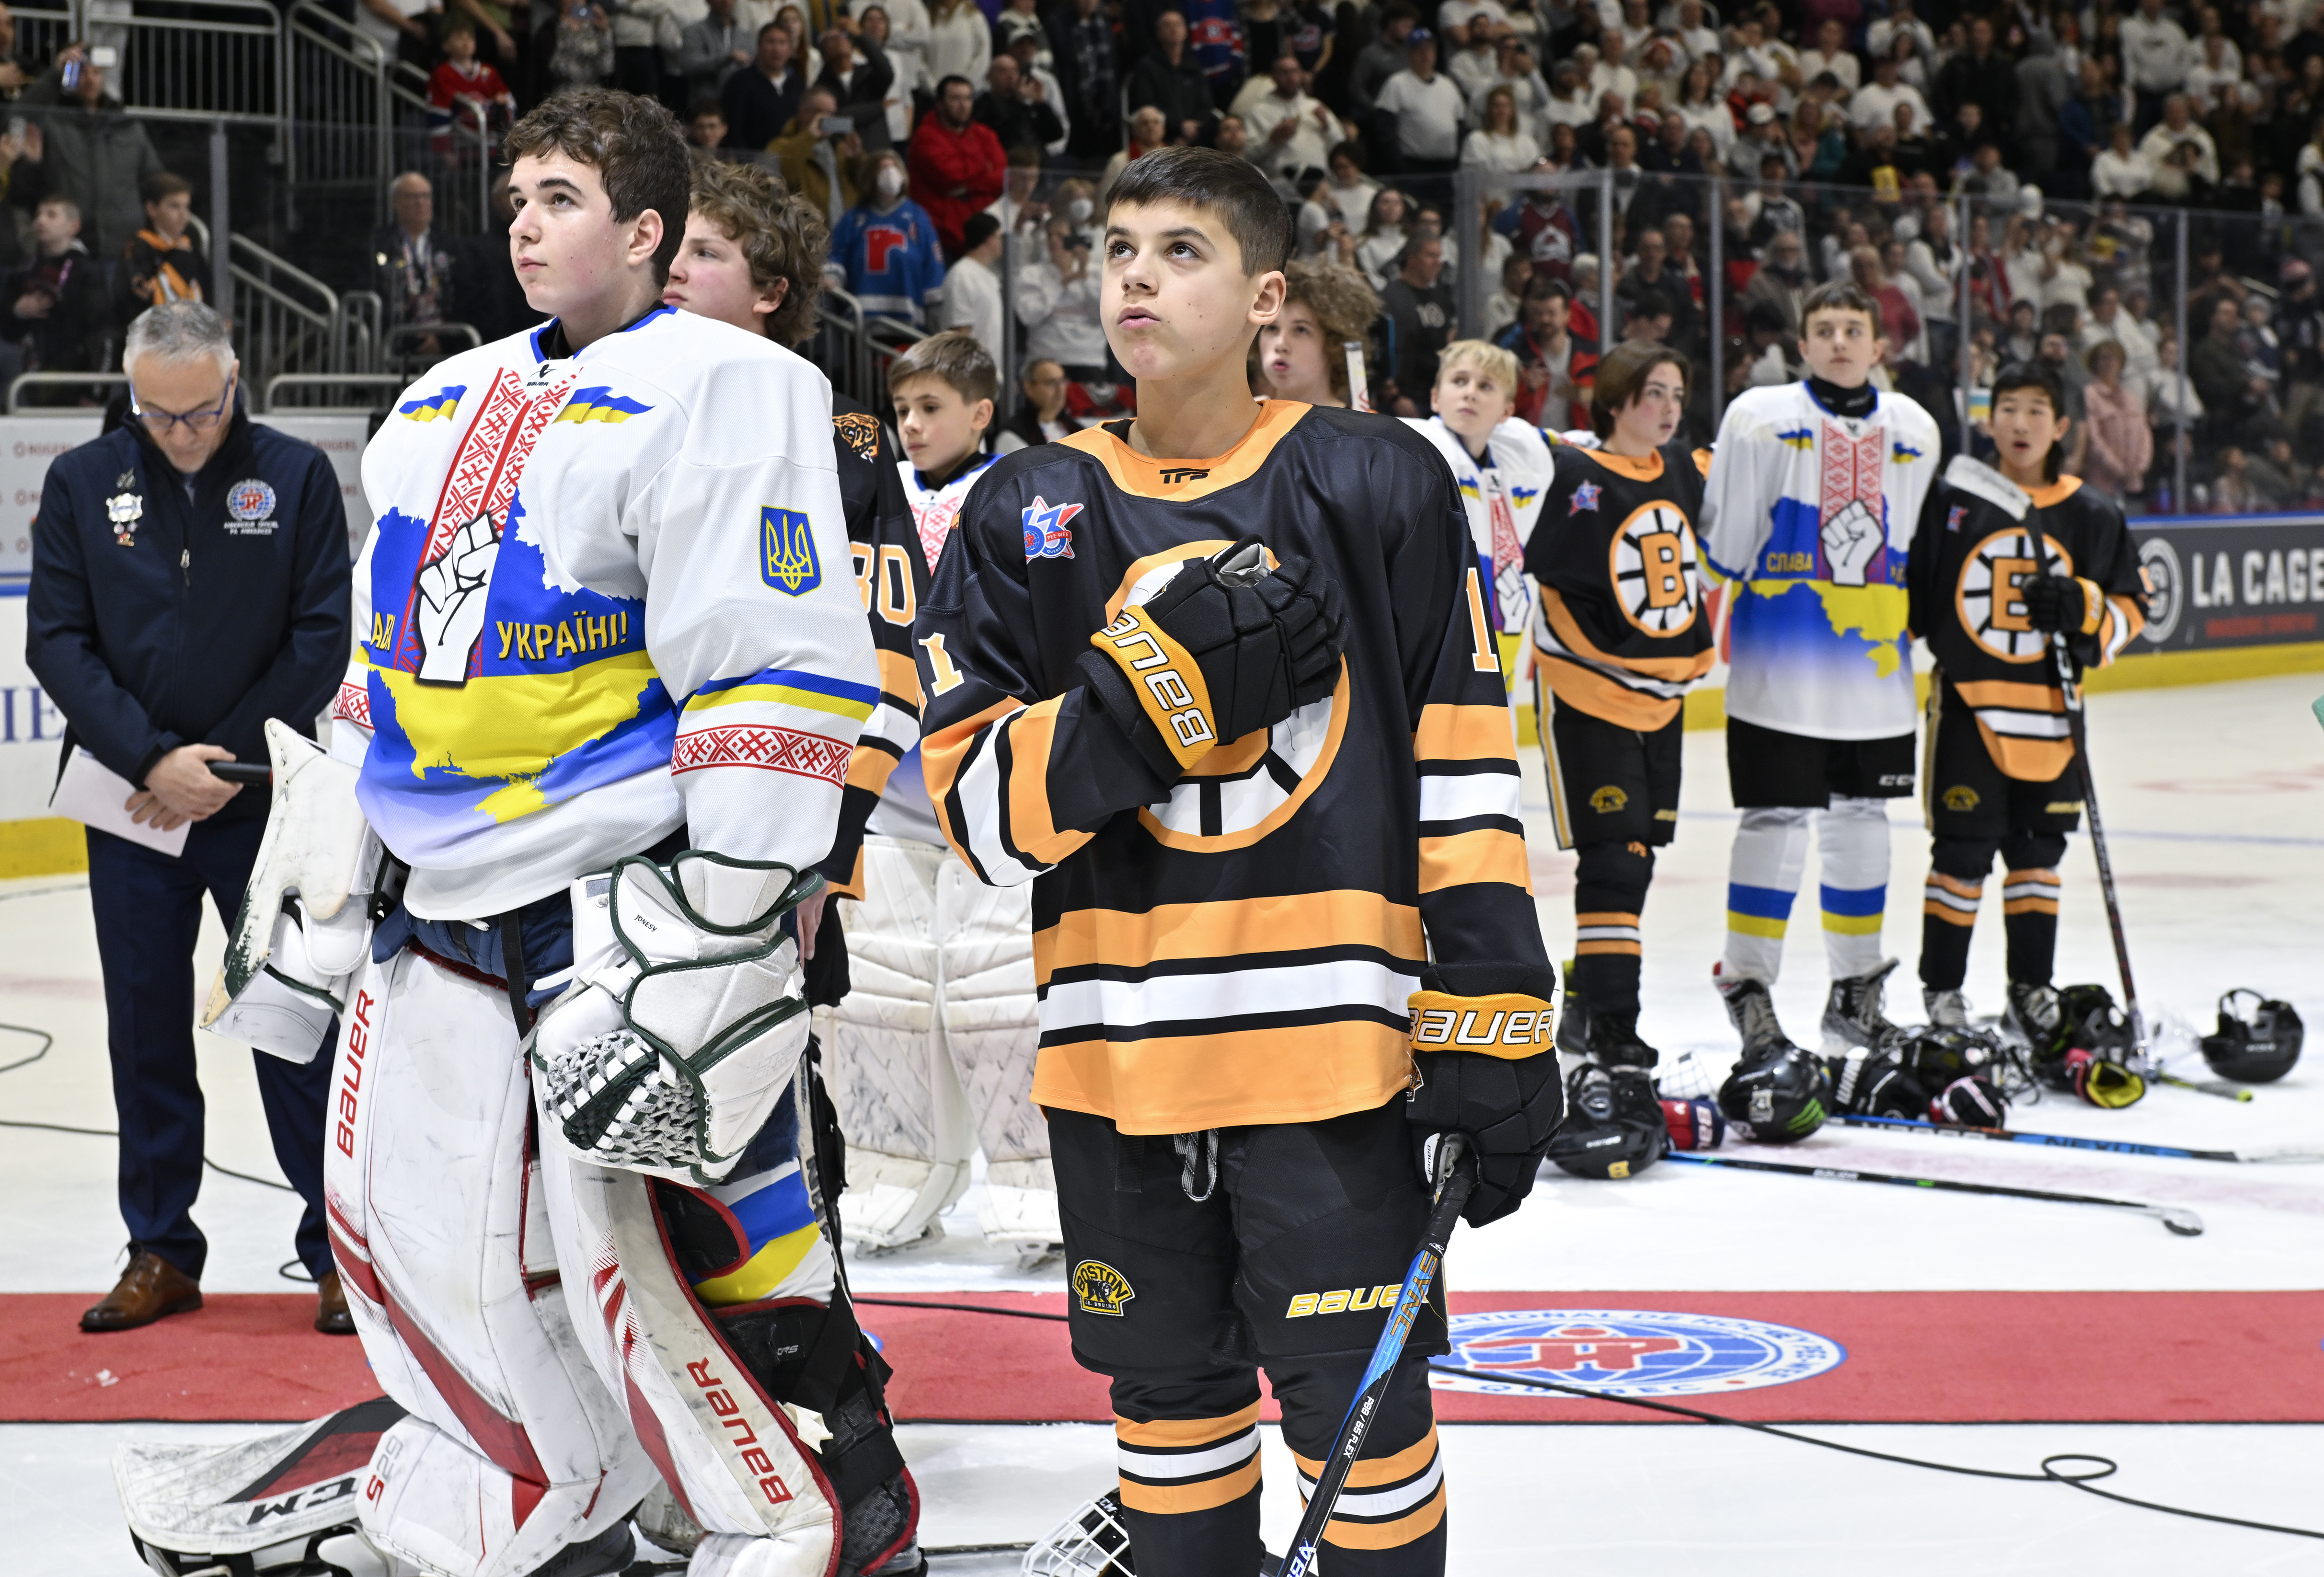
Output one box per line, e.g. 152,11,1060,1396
80,1251,202,1333
314,1270,356,1335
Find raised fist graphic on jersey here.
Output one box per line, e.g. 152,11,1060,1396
1820,498,1882,587
414,515,500,685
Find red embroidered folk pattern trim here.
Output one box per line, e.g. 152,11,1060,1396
333,679,374,728
671,725,851,784
422,365,577,563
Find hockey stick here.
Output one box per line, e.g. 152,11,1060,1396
1662,1149,2203,1234
1277,1135,1474,1577
1832,1111,2321,1163
2153,1070,2255,1103
1943,457,2146,1059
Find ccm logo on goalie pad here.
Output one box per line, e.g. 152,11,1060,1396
685,1358,795,1506
1091,607,1217,766
1409,991,1553,1055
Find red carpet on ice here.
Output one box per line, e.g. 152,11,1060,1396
6,1289,2322,1425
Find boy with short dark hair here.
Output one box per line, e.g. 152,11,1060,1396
914,145,1559,1576
1700,280,1941,1139
1,195,108,375
115,171,208,330
1908,360,2146,1041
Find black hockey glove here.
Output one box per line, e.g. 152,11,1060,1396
2019,571,2088,635
1077,537,1347,781
1404,962,1562,1226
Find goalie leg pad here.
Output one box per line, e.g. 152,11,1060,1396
545,1141,919,1576
821,838,974,1247
323,950,653,1577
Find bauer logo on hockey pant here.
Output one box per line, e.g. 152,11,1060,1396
685,1358,795,1506
1430,1309,1845,1398
761,507,823,595
1023,495,1082,560
1072,1260,1136,1316
1286,1284,1402,1318
1408,990,1553,1055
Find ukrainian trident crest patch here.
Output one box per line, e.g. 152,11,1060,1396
761,507,822,595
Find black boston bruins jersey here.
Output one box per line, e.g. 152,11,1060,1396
912,399,1548,1135
1908,473,2146,782
821,393,930,896
1524,440,1716,731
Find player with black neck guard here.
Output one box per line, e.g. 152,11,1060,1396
911,145,1559,1575
1700,281,1941,1142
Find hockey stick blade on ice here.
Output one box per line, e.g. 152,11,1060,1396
1833,1112,2321,1163
1663,1150,2203,1234
1277,1135,1473,1577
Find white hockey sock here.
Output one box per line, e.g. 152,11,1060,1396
1818,796,1892,980
1724,806,1811,984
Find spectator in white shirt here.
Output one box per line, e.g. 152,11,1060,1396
1014,216,1105,373
1246,57,1341,178
1849,50,1930,134
1321,142,1379,227
2093,121,2156,197
939,211,1004,354
1463,83,1542,170
1673,58,1734,154
1542,58,1596,130
2082,283,2159,384
1355,184,1409,287
2184,32,2250,116
2139,93,2219,184
1585,34,1641,113
2118,0,2194,128
1448,18,1504,100
1670,0,1719,65
1469,35,1553,141
1866,0,1935,65
1799,18,1860,93
1438,0,1511,46
1375,29,1467,168
1720,18,1800,112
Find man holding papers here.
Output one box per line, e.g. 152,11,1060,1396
24,301,352,1335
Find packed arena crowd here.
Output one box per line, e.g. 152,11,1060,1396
10,0,2324,511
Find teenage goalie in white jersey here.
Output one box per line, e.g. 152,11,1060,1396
1699,281,1940,1140
191,91,920,1577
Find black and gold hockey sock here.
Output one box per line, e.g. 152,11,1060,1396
1574,840,1652,1021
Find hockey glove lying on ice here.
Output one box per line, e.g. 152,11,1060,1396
201,719,388,1063
531,851,821,1185
1076,536,1347,780
1404,963,1563,1225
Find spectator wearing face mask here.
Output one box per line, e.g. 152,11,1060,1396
828,148,947,325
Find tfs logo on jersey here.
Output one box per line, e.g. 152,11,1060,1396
1023,495,1081,560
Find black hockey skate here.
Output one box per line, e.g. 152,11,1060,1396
1821,959,1904,1055
1554,964,1659,1071
1714,969,1800,1059
1923,986,1970,1029
2004,981,2062,1048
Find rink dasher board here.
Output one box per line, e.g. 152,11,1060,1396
2127,513,2324,650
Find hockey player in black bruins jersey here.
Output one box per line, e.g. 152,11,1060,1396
1908,360,2146,1047
913,148,1558,1576
1526,343,1716,1179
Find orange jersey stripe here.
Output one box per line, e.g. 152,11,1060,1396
1418,828,1532,894
1033,1021,1414,1136
1116,1404,1264,1449
1035,890,1427,981
1414,702,1518,764
1292,1428,1440,1488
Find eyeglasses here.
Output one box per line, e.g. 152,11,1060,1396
129,371,235,436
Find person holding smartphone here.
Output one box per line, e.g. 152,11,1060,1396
19,42,165,260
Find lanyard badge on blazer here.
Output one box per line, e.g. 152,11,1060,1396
106,468,143,548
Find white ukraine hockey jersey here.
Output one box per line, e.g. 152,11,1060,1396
1402,414,1560,633
1700,380,1940,740
336,306,879,918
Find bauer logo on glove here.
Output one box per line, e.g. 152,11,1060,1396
1409,990,1553,1053
531,850,821,1185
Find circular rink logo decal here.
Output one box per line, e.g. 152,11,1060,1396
1428,1309,1846,1398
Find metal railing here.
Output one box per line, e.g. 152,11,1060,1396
6,371,125,412
107,0,284,123
264,372,407,412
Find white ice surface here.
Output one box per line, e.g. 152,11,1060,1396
6,672,2324,1570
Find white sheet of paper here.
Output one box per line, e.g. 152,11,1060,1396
48,746,191,857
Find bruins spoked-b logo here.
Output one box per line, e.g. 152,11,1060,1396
1607,503,1702,635
1072,1260,1136,1317
1956,528,2071,662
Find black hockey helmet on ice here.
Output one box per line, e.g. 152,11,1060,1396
1718,1044,1829,1143
2200,989,2304,1083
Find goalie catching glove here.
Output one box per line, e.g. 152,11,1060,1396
531,851,820,1185
200,719,390,1064
1404,963,1562,1225
1076,536,1347,779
